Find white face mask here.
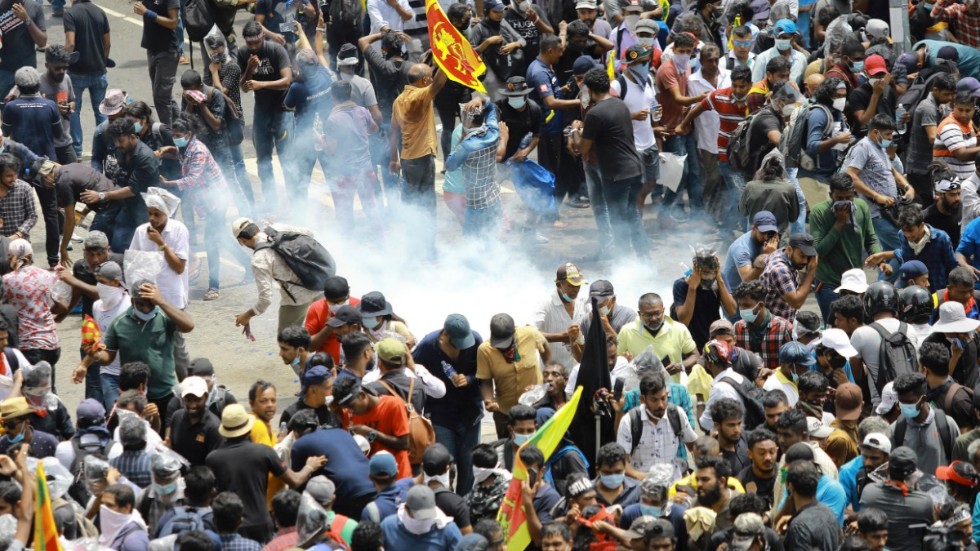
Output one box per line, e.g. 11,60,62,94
782,103,797,117
399,507,437,535
340,72,353,82
673,54,690,71
98,505,133,546
424,470,452,488
328,300,347,314
97,283,126,309
832,97,847,112
473,465,499,485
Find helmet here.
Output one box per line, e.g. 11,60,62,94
898,285,933,323
863,281,899,318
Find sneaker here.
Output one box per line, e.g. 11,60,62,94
567,197,590,208
70,232,84,243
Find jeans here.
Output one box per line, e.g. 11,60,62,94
663,133,702,209
433,421,482,496
69,72,108,157
0,71,14,105
401,155,436,259
252,106,291,209
204,208,253,290
787,167,807,235
228,142,255,214
873,216,902,281
538,133,584,206
603,174,648,258
101,373,120,411
332,172,383,234
719,161,746,231
293,145,329,214
584,162,613,253
436,101,458,163
35,186,60,266
147,50,179,127
815,281,841,324
175,0,187,55
909,170,935,208
22,348,61,393
79,346,103,405
463,202,501,237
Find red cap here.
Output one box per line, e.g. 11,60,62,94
865,54,888,76
936,461,979,487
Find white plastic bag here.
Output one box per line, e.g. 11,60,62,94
124,249,165,287
659,152,687,193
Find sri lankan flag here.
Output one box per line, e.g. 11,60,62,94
35,462,62,551
425,0,487,92
496,387,582,550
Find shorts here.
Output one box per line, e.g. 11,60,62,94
639,145,660,182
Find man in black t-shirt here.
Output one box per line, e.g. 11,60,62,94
736,427,778,507
495,77,542,162
671,250,738,349
237,21,293,210
134,0,179,126
422,443,473,534
924,176,962,248
64,0,110,157
0,0,46,101
504,0,553,63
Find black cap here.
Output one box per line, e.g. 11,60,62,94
785,442,815,463
359,291,393,317
789,232,817,257
422,443,454,474
589,280,615,299
501,77,532,96
188,358,215,377
890,446,918,480
326,305,362,327
323,276,350,300
287,409,319,433
645,519,675,539
489,313,516,349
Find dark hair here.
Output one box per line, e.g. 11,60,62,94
869,113,897,132
764,389,789,408
471,443,499,469
350,520,384,551
929,160,956,185
695,455,731,479
798,371,829,395
212,492,245,533
776,408,808,434
242,20,263,38
248,380,276,402
447,2,471,20
639,371,667,396
831,294,865,322
116,390,147,414
104,484,136,509
518,445,545,470
841,37,865,58
786,460,820,497
818,4,839,25
271,489,302,528
893,372,927,397
0,154,20,176
179,69,203,89
236,222,260,240
171,113,201,135
857,507,889,533
710,397,745,424
700,43,721,62
673,33,696,49
332,376,361,405
342,332,373,363
746,427,778,450
896,204,925,229
540,522,572,542
596,443,627,468
331,80,353,102
176,531,214,551
567,19,590,36
508,404,537,425
278,325,311,349
474,519,503,540
732,24,751,38
583,67,610,94
733,280,766,302
814,77,845,107
107,118,136,139
955,91,977,107
184,466,216,506
949,266,975,288
124,101,155,124
308,352,335,369
934,73,958,92
830,172,855,192
539,33,562,53
765,55,791,75
919,341,951,377
728,492,769,518
731,66,752,84
0,481,21,506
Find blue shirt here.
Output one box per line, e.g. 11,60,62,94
361,482,409,523
380,514,462,550
723,232,761,292
1,96,62,160
412,329,484,428
526,58,563,135
283,66,333,130
809,351,855,383
839,455,864,511
893,225,957,291
915,40,980,80
778,474,848,525
290,427,375,502
801,105,847,177
956,217,980,289
620,503,689,548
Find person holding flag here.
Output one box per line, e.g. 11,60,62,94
71,261,128,409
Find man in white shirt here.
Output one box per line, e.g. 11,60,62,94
682,44,730,222
128,188,190,379
533,263,588,371
610,44,660,214
699,339,749,431
367,0,413,47
80,261,129,407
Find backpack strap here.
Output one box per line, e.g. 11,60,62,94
3,348,17,374
616,74,629,99
719,377,748,402
364,501,380,523
934,408,954,462
629,408,642,456
378,378,412,411
666,407,682,440
944,382,965,415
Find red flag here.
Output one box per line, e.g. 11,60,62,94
426,0,487,92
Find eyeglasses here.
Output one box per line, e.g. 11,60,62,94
733,40,752,47
2,420,22,431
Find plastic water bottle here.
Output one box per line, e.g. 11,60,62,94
896,105,907,135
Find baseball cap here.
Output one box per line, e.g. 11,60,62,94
84,231,110,251
76,399,106,426
326,305,362,327
623,516,657,539
936,461,978,487
444,314,476,349
305,475,336,503
865,54,888,76
819,328,858,358
889,446,918,480
729,513,765,551
773,18,797,36
938,45,960,62
556,263,587,286
645,519,675,540
789,232,817,257
575,0,597,8
625,44,652,64
875,382,898,416
709,319,735,337
865,19,892,43
376,338,406,365
180,376,208,398
369,451,398,477
860,432,891,455
958,77,980,97
405,485,439,519
231,217,254,239
188,358,215,377
779,341,815,367
300,365,331,391
336,43,359,66
752,211,778,233
895,52,919,77
322,276,351,300
572,55,598,75
589,280,615,299
490,313,516,349
807,417,833,439
485,0,505,11
422,443,453,473
897,260,928,288
95,261,123,283
835,383,863,421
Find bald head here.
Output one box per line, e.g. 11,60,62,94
408,63,433,85
805,73,825,97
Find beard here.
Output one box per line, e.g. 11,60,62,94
698,485,723,507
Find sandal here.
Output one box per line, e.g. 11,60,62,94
203,288,220,301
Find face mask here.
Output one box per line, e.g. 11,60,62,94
775,38,792,51
7,424,24,444
513,433,531,446
879,138,893,149
600,473,625,489
473,466,498,485
133,122,143,134
400,510,437,535
97,283,125,309
99,505,132,546
517,0,530,11
362,316,381,330
740,307,758,324
328,301,347,314
851,60,865,72
133,306,158,322
791,372,799,383
599,305,611,316
637,37,655,47
424,470,452,488
900,402,920,419
290,356,303,377
673,54,690,71
631,64,650,80
340,72,354,82
152,481,178,497
923,2,934,8
833,97,847,112
782,103,797,117
174,137,189,148
640,505,663,517
508,96,527,109
868,77,883,88
210,54,224,64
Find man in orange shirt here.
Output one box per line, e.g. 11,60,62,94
332,376,412,478
304,276,361,364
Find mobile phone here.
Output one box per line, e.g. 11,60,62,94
613,378,625,401
528,468,538,487
661,355,671,367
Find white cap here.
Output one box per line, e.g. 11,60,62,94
834,268,869,294
807,417,833,439
932,301,980,333
818,328,858,358
180,376,208,398
861,432,892,455
875,382,898,415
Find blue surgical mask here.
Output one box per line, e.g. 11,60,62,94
507,96,527,109
900,402,920,419
362,316,381,330
640,505,662,517
599,305,611,316
174,137,189,148
152,482,178,496
7,425,24,444
791,372,799,383
923,2,934,8
600,473,625,488
851,60,865,72
133,306,158,322
775,38,792,51
513,433,531,446
133,122,143,134
560,291,573,303
631,64,650,80
879,138,893,149
740,307,758,324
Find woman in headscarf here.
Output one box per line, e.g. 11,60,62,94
740,149,800,235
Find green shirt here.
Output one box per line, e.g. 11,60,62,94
809,197,881,286
104,307,178,401
325,511,358,546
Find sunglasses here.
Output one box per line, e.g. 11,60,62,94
733,40,752,47
2,420,22,430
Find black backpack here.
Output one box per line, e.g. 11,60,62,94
182,0,215,42
868,322,918,395
155,506,214,539
253,227,336,301
896,69,952,147
68,437,113,505
893,407,955,462
615,73,653,102
329,0,363,30
628,406,682,456
719,376,767,430
727,109,774,177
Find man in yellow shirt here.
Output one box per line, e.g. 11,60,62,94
248,380,283,505
477,313,550,438
618,293,699,384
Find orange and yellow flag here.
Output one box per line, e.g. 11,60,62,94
496,387,583,551
80,315,104,354
35,462,63,551
425,0,487,92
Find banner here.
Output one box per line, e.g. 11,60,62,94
425,0,487,92
497,387,583,550
35,462,62,551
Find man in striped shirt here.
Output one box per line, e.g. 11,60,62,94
933,91,980,181
677,66,752,232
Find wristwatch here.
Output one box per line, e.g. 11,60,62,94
98,192,106,202
366,429,377,442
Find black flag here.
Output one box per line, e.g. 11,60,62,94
568,297,611,471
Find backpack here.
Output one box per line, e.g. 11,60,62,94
543,444,590,490
183,0,215,42
893,407,955,462
868,322,918,395
52,497,98,539
727,108,773,176
378,377,435,465
628,406,682,456
329,0,363,30
68,437,113,505
719,376,767,430
155,506,211,539
942,382,975,417
896,69,952,144
253,227,336,302
781,102,834,171
615,73,653,102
